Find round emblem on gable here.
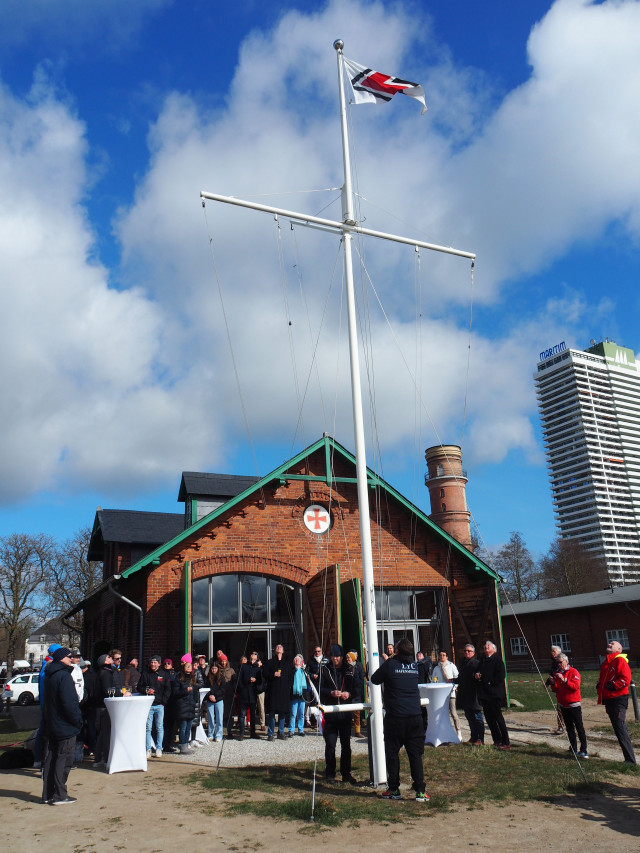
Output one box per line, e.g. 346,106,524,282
303,504,331,534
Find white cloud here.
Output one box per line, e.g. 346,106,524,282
2,0,640,509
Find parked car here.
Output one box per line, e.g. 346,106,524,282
2,672,40,706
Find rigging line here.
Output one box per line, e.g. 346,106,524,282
203,205,314,659
202,205,263,483
312,194,343,219
468,509,587,781
241,188,342,197
498,584,588,783
460,260,475,448
352,191,460,253
287,231,342,455
275,217,304,432
352,242,446,451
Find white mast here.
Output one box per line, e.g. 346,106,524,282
333,37,386,786
200,40,475,789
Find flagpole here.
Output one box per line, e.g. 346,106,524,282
334,38,386,788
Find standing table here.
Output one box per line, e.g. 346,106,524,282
421,683,461,747
105,695,154,773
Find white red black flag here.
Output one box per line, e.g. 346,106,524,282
343,56,427,115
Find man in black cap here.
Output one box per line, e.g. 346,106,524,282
319,644,361,784
41,647,83,805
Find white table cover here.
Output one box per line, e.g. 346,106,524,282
193,687,210,743
105,695,154,773
421,683,461,747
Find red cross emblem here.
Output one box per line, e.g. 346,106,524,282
304,504,330,534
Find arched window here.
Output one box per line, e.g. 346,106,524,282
191,573,302,663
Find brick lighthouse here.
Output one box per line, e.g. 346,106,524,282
425,445,473,550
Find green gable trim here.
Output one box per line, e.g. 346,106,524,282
120,435,497,582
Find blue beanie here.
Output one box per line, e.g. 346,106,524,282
330,644,343,657
48,643,62,655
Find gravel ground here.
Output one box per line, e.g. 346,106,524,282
162,728,371,768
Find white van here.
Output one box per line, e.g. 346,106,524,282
1,660,31,671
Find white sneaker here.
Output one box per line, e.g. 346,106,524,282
155,748,162,758
146,749,152,758
190,740,202,749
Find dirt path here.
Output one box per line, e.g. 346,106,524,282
1,758,639,853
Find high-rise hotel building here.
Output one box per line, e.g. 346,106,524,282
535,340,640,585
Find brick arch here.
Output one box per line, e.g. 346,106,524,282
190,553,310,587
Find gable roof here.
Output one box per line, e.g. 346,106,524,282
121,435,498,581
501,583,640,616
88,509,185,561
178,472,259,502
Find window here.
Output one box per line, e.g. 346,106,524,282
375,589,437,621
550,633,571,653
440,488,445,498
193,574,296,626
510,637,528,656
606,629,630,650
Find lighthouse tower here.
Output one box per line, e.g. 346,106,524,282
425,445,472,550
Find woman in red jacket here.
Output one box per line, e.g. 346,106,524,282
550,654,588,758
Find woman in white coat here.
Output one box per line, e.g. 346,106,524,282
432,650,461,735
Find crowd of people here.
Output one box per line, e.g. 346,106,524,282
35,635,636,806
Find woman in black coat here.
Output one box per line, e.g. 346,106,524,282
171,659,198,754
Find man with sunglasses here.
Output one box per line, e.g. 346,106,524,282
454,645,485,745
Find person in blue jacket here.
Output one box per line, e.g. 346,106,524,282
41,647,83,805
33,643,61,768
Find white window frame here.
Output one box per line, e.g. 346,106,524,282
606,628,630,650
510,637,528,656
550,633,571,653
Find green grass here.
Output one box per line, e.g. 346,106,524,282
193,742,636,827
507,670,600,712
0,717,32,748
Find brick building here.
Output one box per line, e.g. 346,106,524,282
69,435,500,666
501,584,640,670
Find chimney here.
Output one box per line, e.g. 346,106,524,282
424,445,472,550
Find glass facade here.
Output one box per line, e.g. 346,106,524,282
192,573,300,661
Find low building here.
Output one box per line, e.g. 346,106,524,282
25,618,73,665
69,435,501,666
501,584,640,670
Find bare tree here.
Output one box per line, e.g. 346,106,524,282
0,533,56,671
539,537,609,597
47,527,102,641
491,531,541,604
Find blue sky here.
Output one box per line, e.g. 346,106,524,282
1,0,639,560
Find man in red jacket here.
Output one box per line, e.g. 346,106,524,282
597,640,636,764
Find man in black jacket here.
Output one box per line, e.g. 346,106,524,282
42,647,83,805
138,655,172,757
455,644,485,744
475,640,510,749
319,644,361,783
371,637,428,802
237,651,263,739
